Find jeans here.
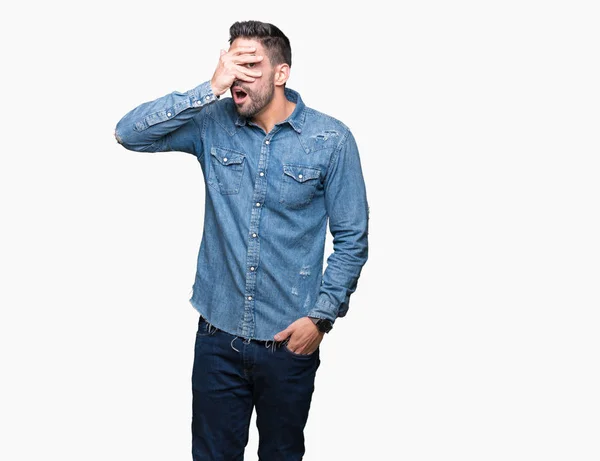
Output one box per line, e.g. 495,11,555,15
191,316,321,460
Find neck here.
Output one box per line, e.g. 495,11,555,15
251,87,296,134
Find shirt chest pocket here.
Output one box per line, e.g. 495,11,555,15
208,147,246,195
279,164,322,209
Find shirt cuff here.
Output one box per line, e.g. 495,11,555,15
190,80,220,108
307,294,339,323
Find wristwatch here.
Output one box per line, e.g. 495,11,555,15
309,317,333,333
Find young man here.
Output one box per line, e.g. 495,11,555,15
114,20,369,461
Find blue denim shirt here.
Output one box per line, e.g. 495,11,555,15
115,80,369,340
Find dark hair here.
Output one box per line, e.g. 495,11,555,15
228,20,292,69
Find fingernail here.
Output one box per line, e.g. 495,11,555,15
274,335,280,341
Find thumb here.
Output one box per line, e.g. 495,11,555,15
219,49,227,56
274,327,293,342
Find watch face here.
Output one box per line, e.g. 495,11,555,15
317,319,333,332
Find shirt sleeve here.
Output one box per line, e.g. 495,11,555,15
307,129,370,323
114,80,219,159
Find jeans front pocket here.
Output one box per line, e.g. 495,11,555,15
282,340,320,359
279,164,321,209
208,147,246,195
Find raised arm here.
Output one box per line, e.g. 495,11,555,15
114,45,264,156
114,81,218,155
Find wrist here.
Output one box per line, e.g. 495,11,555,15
210,79,224,97
308,316,333,334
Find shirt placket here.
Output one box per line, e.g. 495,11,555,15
239,130,277,338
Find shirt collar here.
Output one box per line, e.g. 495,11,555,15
235,86,306,134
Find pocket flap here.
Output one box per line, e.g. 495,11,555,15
283,164,321,183
210,147,245,166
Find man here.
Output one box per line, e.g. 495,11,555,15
114,20,369,460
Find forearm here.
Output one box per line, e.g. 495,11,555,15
114,80,218,152
310,220,369,322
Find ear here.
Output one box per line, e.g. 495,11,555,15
274,63,290,88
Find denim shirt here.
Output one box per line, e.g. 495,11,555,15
115,80,369,340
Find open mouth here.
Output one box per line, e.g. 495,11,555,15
232,87,248,104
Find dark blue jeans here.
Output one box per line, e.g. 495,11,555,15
191,316,321,460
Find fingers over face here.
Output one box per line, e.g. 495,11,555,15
229,45,257,55
235,65,262,78
236,54,264,63
236,75,256,83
